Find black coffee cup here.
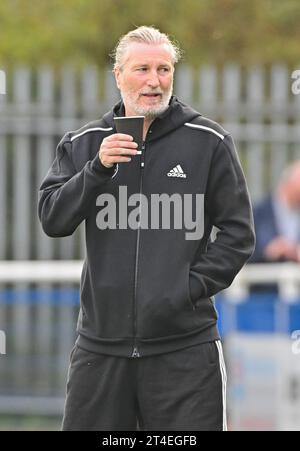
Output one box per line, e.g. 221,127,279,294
114,116,144,154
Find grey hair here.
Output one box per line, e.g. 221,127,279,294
111,26,182,70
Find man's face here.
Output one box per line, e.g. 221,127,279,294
115,42,174,119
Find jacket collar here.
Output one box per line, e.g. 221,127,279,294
102,96,201,142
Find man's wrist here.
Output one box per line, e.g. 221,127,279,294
91,153,116,176
99,154,114,169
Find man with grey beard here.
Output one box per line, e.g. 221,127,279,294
39,26,255,431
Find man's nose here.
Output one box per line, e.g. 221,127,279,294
147,70,160,88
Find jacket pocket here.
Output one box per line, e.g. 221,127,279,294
186,265,197,311
186,267,218,318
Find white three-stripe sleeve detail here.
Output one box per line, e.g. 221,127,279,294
216,340,228,431
184,123,225,140
70,127,113,142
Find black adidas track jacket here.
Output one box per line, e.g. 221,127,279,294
38,96,255,357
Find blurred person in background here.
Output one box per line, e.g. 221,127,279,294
38,26,255,431
251,161,300,263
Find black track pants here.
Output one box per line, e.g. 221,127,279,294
62,340,227,431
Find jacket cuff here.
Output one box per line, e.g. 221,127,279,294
91,154,117,178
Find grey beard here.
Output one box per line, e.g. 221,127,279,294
136,104,169,119
121,91,172,119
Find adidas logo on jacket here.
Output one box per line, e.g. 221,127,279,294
167,165,187,178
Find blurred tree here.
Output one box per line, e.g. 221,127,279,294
0,0,299,68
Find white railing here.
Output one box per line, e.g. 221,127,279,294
226,262,300,303
0,260,299,299
0,260,83,283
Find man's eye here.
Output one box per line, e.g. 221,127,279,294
137,67,147,71
159,67,170,73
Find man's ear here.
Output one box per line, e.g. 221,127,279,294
114,69,121,90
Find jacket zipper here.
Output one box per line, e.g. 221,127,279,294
131,141,146,358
